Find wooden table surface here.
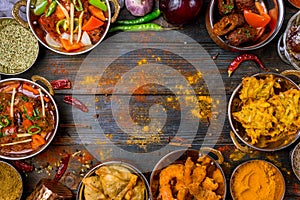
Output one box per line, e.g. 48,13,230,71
1,0,300,199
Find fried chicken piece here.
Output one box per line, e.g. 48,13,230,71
213,13,245,36
202,177,219,191
218,0,235,15
235,0,258,13
227,25,257,46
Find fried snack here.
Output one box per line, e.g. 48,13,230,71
232,75,300,147
158,156,224,200
82,164,146,200
213,13,245,36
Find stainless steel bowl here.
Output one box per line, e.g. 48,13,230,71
12,0,120,55
0,17,39,75
150,148,227,200
0,160,23,200
291,142,300,181
230,159,285,200
0,76,59,160
206,0,284,51
228,72,300,152
277,10,300,70
77,161,151,200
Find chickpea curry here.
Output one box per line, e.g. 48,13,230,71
0,80,57,156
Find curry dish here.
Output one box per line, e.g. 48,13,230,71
232,74,300,148
0,80,56,156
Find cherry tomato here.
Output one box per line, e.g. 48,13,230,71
244,10,271,28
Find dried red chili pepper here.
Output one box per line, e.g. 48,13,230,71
11,160,34,172
63,95,89,112
54,154,70,182
51,79,71,90
228,53,268,77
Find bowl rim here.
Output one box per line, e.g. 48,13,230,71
0,78,59,160
291,142,300,182
149,148,227,200
0,160,23,200
206,0,285,51
25,0,112,56
228,72,300,151
0,17,39,75
76,160,151,200
229,159,286,200
281,10,300,71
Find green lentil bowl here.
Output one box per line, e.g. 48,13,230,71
0,17,39,75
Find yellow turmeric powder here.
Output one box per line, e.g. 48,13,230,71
231,160,285,200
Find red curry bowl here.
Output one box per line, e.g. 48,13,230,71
0,77,59,160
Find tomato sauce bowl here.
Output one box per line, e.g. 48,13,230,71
12,0,120,55
0,76,59,160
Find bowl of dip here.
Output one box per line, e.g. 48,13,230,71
0,160,23,200
277,10,300,70
230,160,285,200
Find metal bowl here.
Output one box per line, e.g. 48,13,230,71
0,76,59,160
206,0,284,51
277,10,300,70
12,0,120,55
0,17,39,75
291,142,300,181
0,160,23,200
150,148,227,200
230,159,285,200
76,161,150,200
228,72,300,152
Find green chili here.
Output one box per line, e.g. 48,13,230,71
116,9,161,25
46,0,58,17
89,0,107,12
28,125,42,135
56,19,69,34
0,116,11,128
109,23,172,33
56,18,79,34
73,0,83,11
33,0,48,16
22,96,28,102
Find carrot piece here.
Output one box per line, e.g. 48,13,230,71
54,5,65,20
22,119,33,130
1,83,20,93
82,16,104,31
88,5,106,21
23,83,39,95
24,102,34,117
60,38,82,51
31,134,46,150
